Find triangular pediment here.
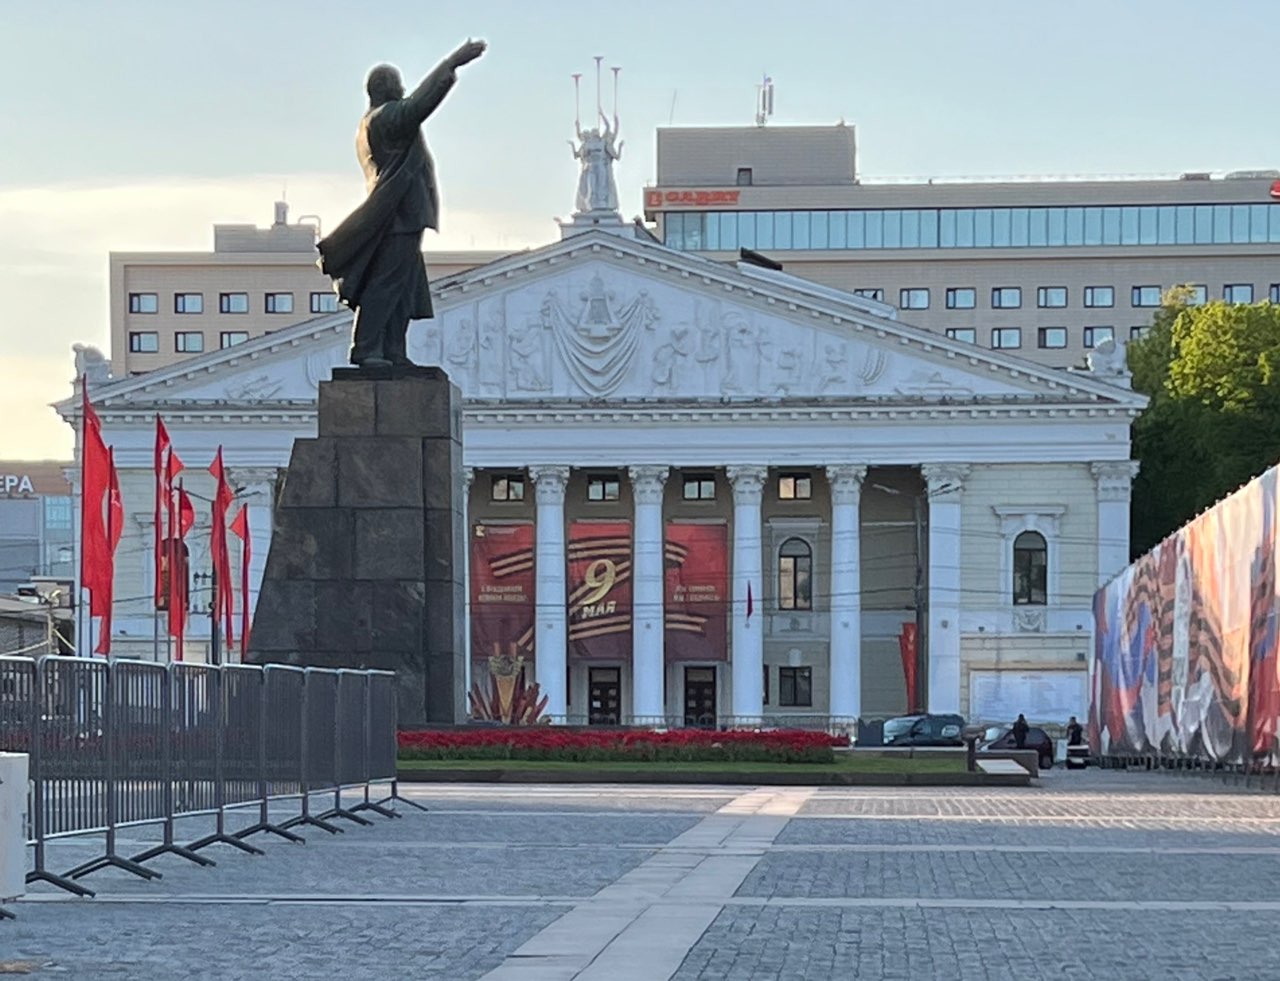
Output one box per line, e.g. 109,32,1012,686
65,229,1146,414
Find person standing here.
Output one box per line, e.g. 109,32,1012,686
1012,713,1030,749
1066,715,1084,746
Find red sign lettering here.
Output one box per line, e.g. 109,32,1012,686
645,188,742,209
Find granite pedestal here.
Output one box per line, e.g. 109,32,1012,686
248,365,465,725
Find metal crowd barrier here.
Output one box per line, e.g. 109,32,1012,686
0,655,411,901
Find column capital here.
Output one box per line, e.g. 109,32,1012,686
825,465,868,506
529,465,571,504
726,464,769,504
922,463,970,500
1091,460,1140,502
628,466,669,506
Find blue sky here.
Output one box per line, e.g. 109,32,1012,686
2,0,1277,455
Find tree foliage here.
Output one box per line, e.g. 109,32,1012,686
1129,289,1280,555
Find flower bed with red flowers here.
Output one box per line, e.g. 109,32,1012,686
398,727,843,764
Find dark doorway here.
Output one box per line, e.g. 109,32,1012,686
588,667,621,725
684,666,717,728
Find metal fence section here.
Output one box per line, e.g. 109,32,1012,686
0,655,405,901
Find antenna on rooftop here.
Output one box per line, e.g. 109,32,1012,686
755,74,774,127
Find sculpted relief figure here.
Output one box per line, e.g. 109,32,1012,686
446,318,477,369
508,320,551,391
317,40,487,368
721,313,759,395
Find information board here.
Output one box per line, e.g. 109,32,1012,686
968,670,1086,725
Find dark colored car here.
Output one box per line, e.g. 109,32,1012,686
981,725,1056,770
884,713,966,747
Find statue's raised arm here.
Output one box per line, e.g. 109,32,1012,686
317,39,488,369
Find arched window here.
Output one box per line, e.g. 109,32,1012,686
1013,531,1048,605
778,537,813,610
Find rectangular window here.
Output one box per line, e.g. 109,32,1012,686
128,331,159,353
736,167,752,186
43,496,72,530
1185,284,1208,306
1224,283,1254,304
490,474,525,502
1083,286,1114,308
1037,287,1067,308
778,667,813,707
991,327,1022,350
1131,286,1161,307
220,331,249,348
945,328,976,344
899,288,929,310
945,287,976,310
1130,325,1151,340
763,665,769,706
853,288,884,302
174,292,203,314
682,474,716,501
219,292,249,314
1271,284,1280,304
310,292,340,313
174,331,204,353
265,292,294,314
778,473,812,500
587,476,620,502
991,287,1022,309
128,292,158,314
1083,326,1114,349
1037,327,1067,349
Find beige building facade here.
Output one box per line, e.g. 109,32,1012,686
645,125,1280,368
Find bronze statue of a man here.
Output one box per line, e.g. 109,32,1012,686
318,40,487,368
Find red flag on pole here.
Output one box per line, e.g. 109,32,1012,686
95,451,124,655
229,505,251,658
154,417,168,605
80,379,112,651
208,448,235,650
169,482,194,658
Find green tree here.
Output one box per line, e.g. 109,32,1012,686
1129,289,1280,555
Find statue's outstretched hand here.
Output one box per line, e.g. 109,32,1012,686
451,39,487,68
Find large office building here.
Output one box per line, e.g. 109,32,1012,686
0,462,75,595
110,203,505,376
645,125,1280,367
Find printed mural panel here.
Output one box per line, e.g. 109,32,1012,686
1092,467,1280,763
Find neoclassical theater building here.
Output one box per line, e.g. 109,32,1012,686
60,204,1145,725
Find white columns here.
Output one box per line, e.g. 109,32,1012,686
530,465,570,721
922,464,969,714
1092,461,1139,587
826,465,866,720
462,467,475,699
727,465,768,721
629,466,669,721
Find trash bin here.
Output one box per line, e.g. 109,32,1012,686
0,752,28,907
1065,744,1089,770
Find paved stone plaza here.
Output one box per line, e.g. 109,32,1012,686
6,771,1280,979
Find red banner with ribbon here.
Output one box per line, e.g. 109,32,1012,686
664,523,729,662
568,522,633,660
470,522,535,664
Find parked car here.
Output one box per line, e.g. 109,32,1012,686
979,724,1056,770
884,713,966,747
